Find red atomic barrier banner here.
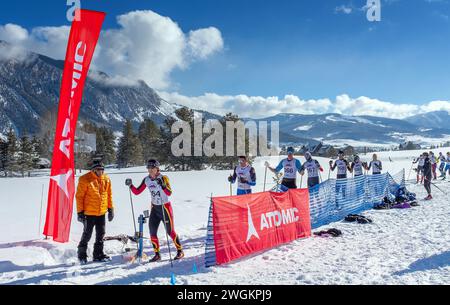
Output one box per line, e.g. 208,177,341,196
212,189,311,265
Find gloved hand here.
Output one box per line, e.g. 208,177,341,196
264,161,270,168
156,177,166,188
108,208,114,222
228,175,233,183
329,160,333,166
239,177,248,184
125,178,132,186
77,212,86,223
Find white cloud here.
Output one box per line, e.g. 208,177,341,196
0,10,224,90
160,91,450,119
335,5,353,14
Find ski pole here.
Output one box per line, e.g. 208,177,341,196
38,184,44,237
128,187,137,234
263,166,268,192
407,162,414,181
160,200,174,268
425,177,447,194
300,175,303,188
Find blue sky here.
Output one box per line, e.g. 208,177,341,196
1,0,450,118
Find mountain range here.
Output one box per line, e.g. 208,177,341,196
1,40,450,147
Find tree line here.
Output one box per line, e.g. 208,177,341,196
1,107,257,176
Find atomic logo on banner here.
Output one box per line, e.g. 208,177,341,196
246,204,260,242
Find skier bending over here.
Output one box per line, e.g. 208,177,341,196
329,150,351,179
265,147,302,189
422,152,433,201
350,155,365,177
228,156,256,195
126,159,184,262
299,152,323,188
76,159,115,264
367,154,383,175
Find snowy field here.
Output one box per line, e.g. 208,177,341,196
0,149,449,285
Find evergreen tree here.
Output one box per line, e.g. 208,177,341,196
0,139,7,176
18,135,34,177
116,120,143,168
5,129,19,176
138,118,161,163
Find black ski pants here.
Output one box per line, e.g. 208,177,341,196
78,215,106,259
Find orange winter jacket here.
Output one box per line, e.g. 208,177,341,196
76,171,114,216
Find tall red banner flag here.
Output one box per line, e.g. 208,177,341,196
43,10,105,243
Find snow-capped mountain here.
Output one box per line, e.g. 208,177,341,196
254,113,450,146
0,40,177,136
406,111,450,130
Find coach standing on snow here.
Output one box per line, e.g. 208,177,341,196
76,159,114,264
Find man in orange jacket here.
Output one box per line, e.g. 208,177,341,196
76,159,114,264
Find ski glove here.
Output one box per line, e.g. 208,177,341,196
228,175,234,183
125,178,132,186
108,208,114,222
77,212,86,223
156,178,167,189
239,177,248,184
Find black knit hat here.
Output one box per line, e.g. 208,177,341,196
90,160,105,170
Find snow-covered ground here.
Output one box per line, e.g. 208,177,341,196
0,149,449,285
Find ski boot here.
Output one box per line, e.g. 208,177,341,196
78,256,88,265
93,254,112,262
77,246,88,265
423,194,433,201
174,250,185,260
149,252,161,263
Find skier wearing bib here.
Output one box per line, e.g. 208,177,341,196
265,147,302,189
413,154,425,184
444,152,450,180
438,152,446,178
367,154,383,175
228,156,256,195
429,151,437,180
422,152,433,200
329,151,351,179
127,159,184,262
350,155,365,177
299,151,323,188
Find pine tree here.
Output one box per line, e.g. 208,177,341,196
18,135,34,177
0,139,7,176
5,129,19,176
138,118,161,163
117,120,143,168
